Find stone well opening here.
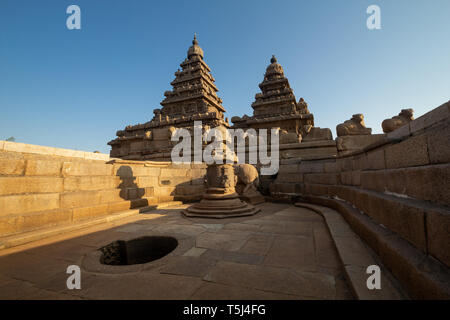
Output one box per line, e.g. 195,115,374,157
99,236,178,266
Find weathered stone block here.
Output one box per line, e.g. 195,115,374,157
384,169,407,195
367,193,427,252
0,209,72,236
366,149,386,170
410,102,450,134
323,162,337,173
0,193,60,216
136,176,159,187
336,158,353,172
191,163,207,169
426,118,450,164
130,198,149,209
270,183,296,194
275,173,303,183
72,204,109,222
0,215,22,236
160,168,188,177
386,123,411,140
305,183,329,196
351,189,371,216
3,141,86,158
339,172,352,185
352,170,361,186
281,146,337,159
404,164,450,206
304,173,338,185
0,177,63,196
336,134,386,152
426,208,450,267
62,161,113,176
25,159,62,176
20,209,72,233
63,176,119,191
191,177,206,185
159,176,192,187
352,155,365,171
0,158,25,175
361,170,386,192
113,164,160,178
168,163,191,170
125,187,145,200
175,185,204,196
154,186,176,198
276,164,298,174
385,134,430,169
99,189,123,203
61,191,101,209
298,162,324,173
189,169,206,179
376,232,448,299
143,187,154,197
107,201,131,213
116,177,138,188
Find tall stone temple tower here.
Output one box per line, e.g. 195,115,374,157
231,55,332,144
108,35,229,160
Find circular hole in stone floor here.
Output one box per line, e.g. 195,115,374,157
99,236,178,266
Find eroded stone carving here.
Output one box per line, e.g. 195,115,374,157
108,35,229,161
336,114,372,137
231,56,314,140
183,138,260,218
382,108,414,133
234,164,265,204
279,129,302,144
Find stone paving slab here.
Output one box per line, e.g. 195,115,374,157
295,202,407,300
0,203,367,300
190,282,306,300
264,235,317,272
203,261,336,299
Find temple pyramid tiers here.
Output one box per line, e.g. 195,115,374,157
108,35,230,160
231,55,336,161
232,55,312,137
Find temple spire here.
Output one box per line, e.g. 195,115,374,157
193,33,198,45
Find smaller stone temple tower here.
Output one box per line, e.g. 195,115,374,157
231,55,315,140
108,35,229,160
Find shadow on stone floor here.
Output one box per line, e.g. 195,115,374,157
0,202,354,300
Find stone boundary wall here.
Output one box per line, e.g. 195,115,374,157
0,141,111,161
0,149,206,238
271,101,450,268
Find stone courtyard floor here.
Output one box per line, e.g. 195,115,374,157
0,202,355,299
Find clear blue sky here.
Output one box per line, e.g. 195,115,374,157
1,0,449,153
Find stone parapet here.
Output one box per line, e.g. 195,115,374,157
0,148,206,239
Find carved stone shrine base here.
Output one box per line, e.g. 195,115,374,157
183,188,260,219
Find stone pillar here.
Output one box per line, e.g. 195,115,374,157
183,163,260,218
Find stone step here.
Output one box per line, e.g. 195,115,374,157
154,201,184,209
295,202,406,300
0,202,181,251
296,197,450,299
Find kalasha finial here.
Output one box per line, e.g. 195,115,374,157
270,55,277,63
193,33,198,45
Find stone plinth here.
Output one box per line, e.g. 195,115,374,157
336,134,386,155
183,164,260,218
